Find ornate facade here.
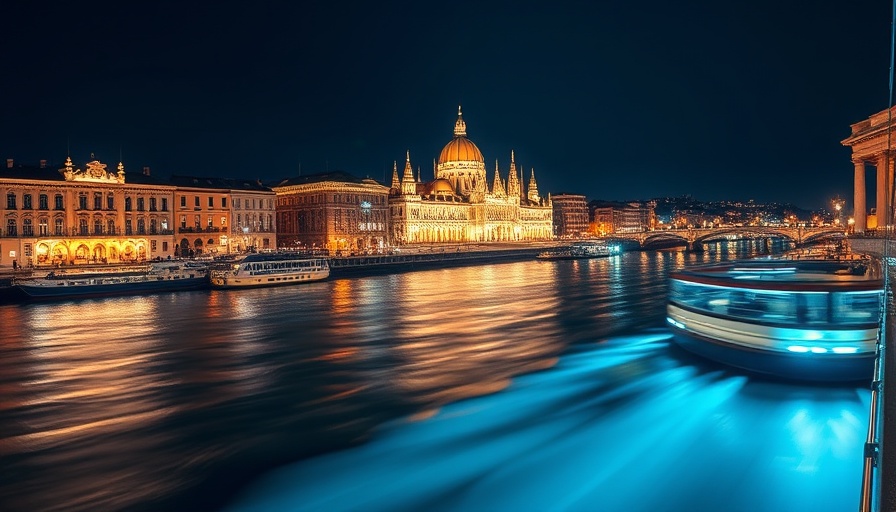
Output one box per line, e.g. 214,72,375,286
0,155,278,268
389,107,553,244
0,157,177,268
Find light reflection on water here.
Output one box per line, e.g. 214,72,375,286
0,241,865,512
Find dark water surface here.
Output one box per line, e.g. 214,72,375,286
0,242,871,511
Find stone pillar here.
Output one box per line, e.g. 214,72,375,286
878,152,890,229
890,152,895,227
854,159,866,233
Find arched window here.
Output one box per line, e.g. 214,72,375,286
6,218,17,236
22,218,33,236
107,218,116,235
78,218,88,235
38,218,48,236
137,218,146,234
54,218,64,235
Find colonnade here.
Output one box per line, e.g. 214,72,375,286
843,106,896,234
852,151,892,233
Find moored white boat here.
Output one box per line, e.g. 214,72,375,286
537,241,622,260
209,252,330,289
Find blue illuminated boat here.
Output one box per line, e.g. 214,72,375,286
666,256,883,381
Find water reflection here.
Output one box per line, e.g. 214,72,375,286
1,240,846,512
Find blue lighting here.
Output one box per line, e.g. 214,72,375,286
786,344,861,355
666,317,685,329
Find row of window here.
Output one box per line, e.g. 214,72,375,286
6,192,275,212
669,279,881,326
172,214,274,230
6,192,172,212
4,217,171,237
280,194,387,206
172,196,273,210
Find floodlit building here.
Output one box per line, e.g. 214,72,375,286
389,107,553,244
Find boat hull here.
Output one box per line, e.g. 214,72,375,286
17,276,208,300
668,318,876,382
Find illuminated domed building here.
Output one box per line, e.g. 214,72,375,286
390,107,553,244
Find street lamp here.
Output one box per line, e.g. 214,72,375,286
832,197,845,228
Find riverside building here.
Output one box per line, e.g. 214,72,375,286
0,156,176,268
0,155,277,268
389,107,553,244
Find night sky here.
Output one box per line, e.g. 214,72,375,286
2,1,893,210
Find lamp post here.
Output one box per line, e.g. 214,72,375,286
832,197,845,230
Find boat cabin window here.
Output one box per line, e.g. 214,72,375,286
670,279,880,326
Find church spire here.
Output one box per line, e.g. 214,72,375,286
391,160,400,190
492,159,506,196
506,150,520,200
527,167,539,203
453,105,467,137
401,150,417,195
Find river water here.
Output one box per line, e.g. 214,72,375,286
0,241,872,512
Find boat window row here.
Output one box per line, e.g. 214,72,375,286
669,279,881,326
243,259,327,273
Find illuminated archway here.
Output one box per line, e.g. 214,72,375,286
36,242,50,264
51,244,69,264
92,244,106,262
122,243,136,262
74,244,89,262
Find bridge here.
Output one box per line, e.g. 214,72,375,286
610,225,848,250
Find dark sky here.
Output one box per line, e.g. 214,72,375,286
2,1,892,210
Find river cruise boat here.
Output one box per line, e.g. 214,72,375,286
209,252,330,289
666,256,883,381
536,241,622,260
16,263,208,301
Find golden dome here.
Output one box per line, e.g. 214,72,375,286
427,178,455,195
439,136,484,164
438,106,484,164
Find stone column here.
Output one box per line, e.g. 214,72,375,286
854,159,866,233
878,152,890,229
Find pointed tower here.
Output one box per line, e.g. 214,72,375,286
437,106,487,201
506,150,520,201
390,161,400,191
492,159,506,196
527,167,540,203
401,150,417,195
454,104,467,137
